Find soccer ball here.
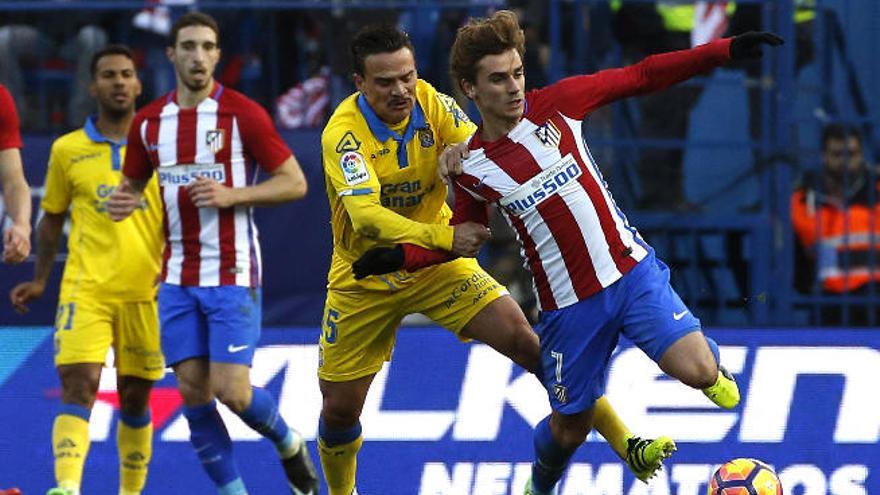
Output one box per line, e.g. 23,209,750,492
708,458,782,495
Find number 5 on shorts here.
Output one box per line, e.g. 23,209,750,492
324,308,340,344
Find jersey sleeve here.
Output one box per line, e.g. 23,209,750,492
238,99,292,172
531,38,732,120
322,125,379,198
123,112,154,181
401,180,489,271
449,180,490,226
0,84,22,150
40,140,72,214
322,124,454,250
430,88,477,146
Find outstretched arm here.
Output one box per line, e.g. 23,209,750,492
547,32,783,118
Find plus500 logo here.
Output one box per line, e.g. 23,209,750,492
158,163,226,187
500,155,582,215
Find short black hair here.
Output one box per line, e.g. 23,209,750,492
822,123,862,150
168,11,220,48
90,44,135,78
350,24,415,76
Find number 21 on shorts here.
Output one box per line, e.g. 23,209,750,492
56,302,76,331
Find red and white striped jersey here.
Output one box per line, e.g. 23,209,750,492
403,39,732,310
455,104,650,311
124,83,292,287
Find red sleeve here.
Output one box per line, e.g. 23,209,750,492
123,111,154,180
402,181,489,271
0,84,22,150
449,180,490,226
402,244,453,271
530,38,732,120
237,97,292,172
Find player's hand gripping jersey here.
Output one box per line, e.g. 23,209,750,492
321,79,476,290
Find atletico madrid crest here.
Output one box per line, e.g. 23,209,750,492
534,121,561,148
553,383,568,404
206,129,226,154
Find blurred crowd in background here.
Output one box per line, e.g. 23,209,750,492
1,0,878,327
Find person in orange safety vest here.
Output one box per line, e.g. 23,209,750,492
791,123,880,325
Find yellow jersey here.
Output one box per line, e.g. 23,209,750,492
41,117,163,301
321,79,477,290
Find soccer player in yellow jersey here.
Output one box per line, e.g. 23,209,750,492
318,25,674,494
9,45,163,495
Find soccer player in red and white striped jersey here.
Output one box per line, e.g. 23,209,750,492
107,12,318,495
353,11,782,494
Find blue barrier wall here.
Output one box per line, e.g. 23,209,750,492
0,327,877,494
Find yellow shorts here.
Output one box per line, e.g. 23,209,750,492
53,298,165,381
318,257,509,381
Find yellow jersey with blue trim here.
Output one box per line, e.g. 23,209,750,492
321,79,477,290
41,116,163,301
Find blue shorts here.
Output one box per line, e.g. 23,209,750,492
158,283,262,366
534,252,701,414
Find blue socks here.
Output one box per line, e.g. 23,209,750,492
237,386,295,455
705,335,721,367
185,389,294,492
60,402,92,421
531,416,577,493
184,401,243,491
119,410,151,428
218,478,247,495
318,416,363,448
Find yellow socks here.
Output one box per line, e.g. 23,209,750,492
117,413,153,495
590,396,631,459
318,435,363,495
52,409,91,494
591,396,677,482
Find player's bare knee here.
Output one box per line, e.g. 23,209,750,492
676,356,718,389
497,316,539,371
213,385,250,414
60,385,97,409
550,410,592,450
692,356,719,389
516,324,541,372
321,397,362,429
176,377,213,406
118,389,151,416
320,385,365,427
552,421,589,450
117,377,153,415
58,369,99,408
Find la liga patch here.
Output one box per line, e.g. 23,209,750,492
341,151,370,186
